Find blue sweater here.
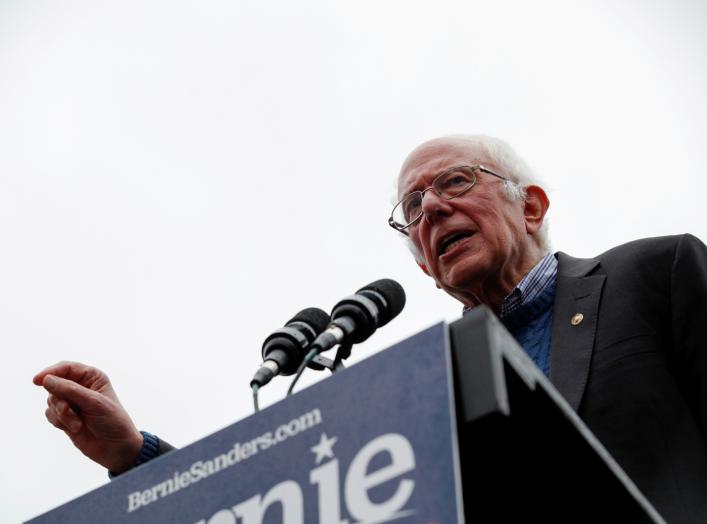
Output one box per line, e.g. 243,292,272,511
500,280,556,377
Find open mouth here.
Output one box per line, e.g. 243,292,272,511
439,232,474,256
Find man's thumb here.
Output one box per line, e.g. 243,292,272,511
42,375,100,411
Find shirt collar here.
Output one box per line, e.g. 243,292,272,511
461,253,558,317
499,253,558,318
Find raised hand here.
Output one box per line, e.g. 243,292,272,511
33,361,144,474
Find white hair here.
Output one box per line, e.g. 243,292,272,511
395,134,551,258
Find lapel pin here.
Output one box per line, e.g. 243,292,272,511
571,313,584,326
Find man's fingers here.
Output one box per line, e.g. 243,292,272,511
45,403,83,433
45,407,68,431
42,375,102,413
61,408,83,433
47,395,80,421
33,361,107,389
47,395,68,414
34,361,80,385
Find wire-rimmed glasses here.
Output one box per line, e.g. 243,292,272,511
388,165,509,235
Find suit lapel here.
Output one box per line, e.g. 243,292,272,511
549,252,605,411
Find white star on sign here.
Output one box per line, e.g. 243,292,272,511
310,433,338,464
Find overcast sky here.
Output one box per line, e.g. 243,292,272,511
1,0,706,521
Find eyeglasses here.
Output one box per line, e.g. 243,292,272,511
388,164,510,235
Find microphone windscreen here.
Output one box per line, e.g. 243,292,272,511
287,307,331,333
357,278,406,326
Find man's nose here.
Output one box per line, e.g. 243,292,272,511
420,189,453,222
422,187,451,220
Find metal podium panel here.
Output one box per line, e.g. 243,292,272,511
28,323,464,524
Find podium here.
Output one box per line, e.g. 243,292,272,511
28,308,664,523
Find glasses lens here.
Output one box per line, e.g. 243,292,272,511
392,192,422,228
435,167,476,198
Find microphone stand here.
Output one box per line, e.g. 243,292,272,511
288,341,352,397
309,341,351,373
332,341,352,370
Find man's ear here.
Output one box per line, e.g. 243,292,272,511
523,185,550,235
417,261,442,289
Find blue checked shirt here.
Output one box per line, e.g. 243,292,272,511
500,253,558,319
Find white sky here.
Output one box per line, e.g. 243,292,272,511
1,0,706,521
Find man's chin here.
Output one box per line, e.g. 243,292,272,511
437,264,485,303
438,274,483,304
439,261,486,290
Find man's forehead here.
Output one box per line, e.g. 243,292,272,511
398,138,488,192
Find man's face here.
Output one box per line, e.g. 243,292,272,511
398,139,531,306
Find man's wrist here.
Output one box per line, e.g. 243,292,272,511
134,431,160,466
108,431,161,478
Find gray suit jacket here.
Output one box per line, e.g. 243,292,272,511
550,234,707,523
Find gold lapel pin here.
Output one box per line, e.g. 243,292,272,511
571,313,584,326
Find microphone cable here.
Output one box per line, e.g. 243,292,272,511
286,347,318,397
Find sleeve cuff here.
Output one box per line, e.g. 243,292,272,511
108,431,161,479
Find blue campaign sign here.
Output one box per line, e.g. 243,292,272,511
28,323,464,524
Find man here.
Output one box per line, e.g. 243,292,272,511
36,135,707,521
389,135,707,523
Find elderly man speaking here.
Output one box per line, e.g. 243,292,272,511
35,135,707,523
389,135,707,523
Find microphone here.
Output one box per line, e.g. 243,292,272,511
310,278,406,355
250,307,331,388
